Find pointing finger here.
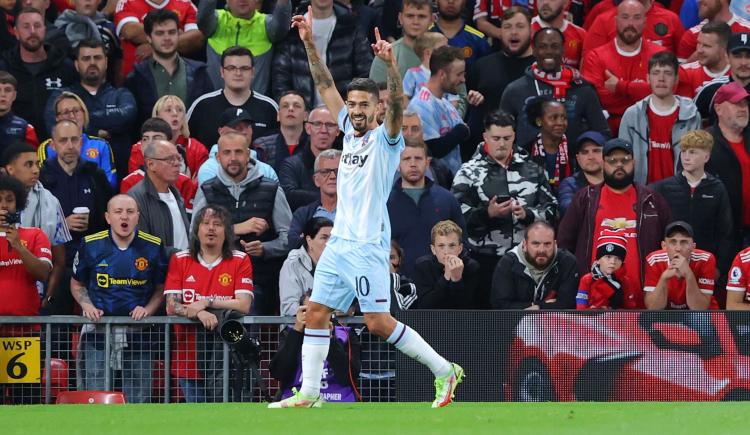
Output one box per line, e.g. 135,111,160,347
374,27,381,42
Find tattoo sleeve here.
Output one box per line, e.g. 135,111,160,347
385,61,404,134
72,285,93,306
166,294,187,317
304,41,335,92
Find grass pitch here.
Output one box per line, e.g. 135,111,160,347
2,402,746,435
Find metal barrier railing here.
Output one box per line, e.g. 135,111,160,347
0,316,394,405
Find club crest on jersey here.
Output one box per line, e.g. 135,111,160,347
341,153,368,167
134,257,149,271
86,148,99,159
219,273,232,286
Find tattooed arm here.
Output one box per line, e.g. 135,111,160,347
373,28,404,138
166,293,188,317
291,6,345,117
71,277,104,321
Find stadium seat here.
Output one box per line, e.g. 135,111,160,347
56,390,126,404
42,358,69,399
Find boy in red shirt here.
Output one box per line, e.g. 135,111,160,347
576,229,643,309
644,221,719,310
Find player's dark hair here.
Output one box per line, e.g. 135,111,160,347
0,70,17,89
524,96,564,127
141,117,173,138
532,27,565,46
189,205,236,260
0,174,28,213
346,78,380,101
429,45,464,76
221,46,254,68
74,39,106,59
279,90,308,111
524,220,556,240
701,21,732,47
648,51,679,74
503,5,531,23
143,8,179,35
484,110,515,131
301,217,334,250
1,142,36,168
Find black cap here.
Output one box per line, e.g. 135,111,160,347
219,107,254,128
664,221,694,239
728,33,750,54
576,131,606,151
602,138,633,156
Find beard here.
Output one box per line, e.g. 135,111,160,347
617,27,641,45
524,250,552,269
604,168,635,189
438,10,461,21
540,5,564,23
21,37,42,52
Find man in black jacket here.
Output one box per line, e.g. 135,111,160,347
412,220,480,309
499,27,610,151
651,129,734,293
0,7,76,140
491,221,579,309
39,119,113,314
271,0,373,108
705,82,750,249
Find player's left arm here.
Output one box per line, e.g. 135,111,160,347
373,28,404,139
685,257,712,310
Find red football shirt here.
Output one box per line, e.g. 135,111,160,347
676,61,731,98
727,247,750,302
646,100,679,183
582,39,666,133
0,227,52,316
164,250,253,379
583,4,684,54
644,248,719,309
728,139,750,226
593,185,641,286
677,15,750,61
531,17,587,69
114,0,199,76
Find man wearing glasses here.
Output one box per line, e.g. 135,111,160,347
129,139,190,255
279,106,340,211
188,46,280,149
559,138,672,289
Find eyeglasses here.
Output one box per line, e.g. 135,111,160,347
315,168,338,177
148,155,182,165
604,156,633,166
57,108,83,117
222,65,253,73
307,121,338,130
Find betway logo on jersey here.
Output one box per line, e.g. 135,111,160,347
341,153,368,167
95,273,148,288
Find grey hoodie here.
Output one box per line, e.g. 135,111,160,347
278,246,314,316
619,95,702,185
192,162,292,259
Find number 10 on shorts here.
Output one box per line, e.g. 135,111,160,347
355,276,370,298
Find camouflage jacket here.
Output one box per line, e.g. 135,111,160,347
451,144,557,256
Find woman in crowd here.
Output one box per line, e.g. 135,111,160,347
524,96,572,193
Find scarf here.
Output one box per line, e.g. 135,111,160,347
531,62,574,100
53,10,106,45
590,263,624,308
532,133,570,187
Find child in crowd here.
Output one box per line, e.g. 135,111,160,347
576,230,643,309
402,32,449,103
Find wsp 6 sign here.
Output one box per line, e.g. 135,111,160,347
0,338,40,383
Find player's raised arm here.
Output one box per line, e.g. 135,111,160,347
292,7,345,117
372,28,404,138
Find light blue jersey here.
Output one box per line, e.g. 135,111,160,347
407,86,463,174
331,106,404,245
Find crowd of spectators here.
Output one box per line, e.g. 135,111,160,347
2,0,750,369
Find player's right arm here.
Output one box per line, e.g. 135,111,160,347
291,6,344,117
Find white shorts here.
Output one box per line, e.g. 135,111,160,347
311,236,391,313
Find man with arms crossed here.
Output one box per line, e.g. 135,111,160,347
269,10,463,409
